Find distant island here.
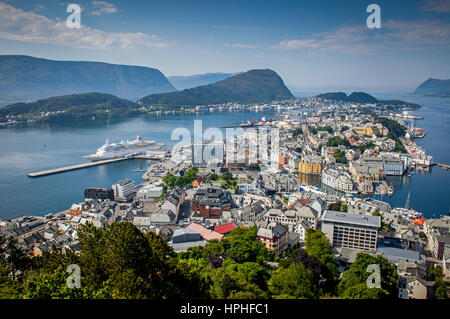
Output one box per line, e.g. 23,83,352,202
139,69,294,107
316,91,420,109
168,72,240,90
0,93,139,122
413,78,450,97
0,55,176,106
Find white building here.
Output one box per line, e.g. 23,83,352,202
112,179,136,202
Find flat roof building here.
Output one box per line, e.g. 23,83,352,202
321,210,381,252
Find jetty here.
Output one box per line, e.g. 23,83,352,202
435,163,450,170
28,157,131,178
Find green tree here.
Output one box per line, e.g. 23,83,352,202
268,263,319,299
338,253,398,299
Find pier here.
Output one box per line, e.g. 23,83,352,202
435,163,450,170
27,155,164,178
27,158,131,178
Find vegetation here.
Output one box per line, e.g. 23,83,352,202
429,265,449,299
162,167,198,188
0,93,140,121
139,69,294,107
309,125,333,135
333,149,348,164
327,136,349,147
338,253,398,299
357,141,376,153
328,201,348,212
372,211,388,232
0,225,402,300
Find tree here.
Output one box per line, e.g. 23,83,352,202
338,253,398,299
268,263,319,299
209,259,270,299
5,238,32,281
304,229,339,291
221,171,233,181
224,226,273,263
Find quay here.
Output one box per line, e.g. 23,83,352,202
434,163,450,170
27,158,132,178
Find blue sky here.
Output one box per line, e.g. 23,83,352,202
0,0,449,93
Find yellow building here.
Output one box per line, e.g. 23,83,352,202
298,155,324,175
353,124,384,137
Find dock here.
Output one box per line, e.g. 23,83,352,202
27,158,131,178
27,155,164,178
435,163,450,170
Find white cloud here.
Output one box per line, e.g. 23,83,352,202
421,0,450,12
0,2,170,49
270,19,450,55
90,1,118,16
225,43,258,49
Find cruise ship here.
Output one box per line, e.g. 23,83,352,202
85,136,163,161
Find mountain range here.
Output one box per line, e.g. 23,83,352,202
168,72,240,90
0,55,176,105
413,78,450,97
139,69,294,107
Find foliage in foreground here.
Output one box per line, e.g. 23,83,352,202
0,223,408,300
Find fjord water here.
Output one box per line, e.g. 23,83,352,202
0,111,273,219
0,96,449,220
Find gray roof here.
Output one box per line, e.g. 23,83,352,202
377,247,421,264
321,210,381,228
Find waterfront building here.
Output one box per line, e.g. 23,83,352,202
298,155,324,175
321,167,353,192
321,210,381,252
112,179,136,202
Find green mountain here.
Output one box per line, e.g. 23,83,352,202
0,93,138,119
316,91,419,109
0,55,175,106
413,78,450,97
316,92,378,103
139,69,294,107
168,72,240,90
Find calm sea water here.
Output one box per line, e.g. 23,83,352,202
0,96,449,220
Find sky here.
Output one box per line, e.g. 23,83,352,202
0,0,449,93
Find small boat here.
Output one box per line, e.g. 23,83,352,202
133,168,143,173
387,185,394,196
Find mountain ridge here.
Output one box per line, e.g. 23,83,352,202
140,69,294,107
168,72,241,90
413,78,450,97
0,55,176,105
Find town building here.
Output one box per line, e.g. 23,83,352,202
112,179,136,202
257,222,288,256
321,210,381,252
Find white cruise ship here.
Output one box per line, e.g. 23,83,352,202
85,136,163,161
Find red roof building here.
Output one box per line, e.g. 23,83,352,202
214,223,236,235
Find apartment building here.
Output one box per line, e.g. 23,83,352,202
321,210,381,252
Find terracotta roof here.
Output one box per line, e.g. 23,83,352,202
214,223,236,234
187,223,224,241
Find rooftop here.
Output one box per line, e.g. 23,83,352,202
321,210,381,228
